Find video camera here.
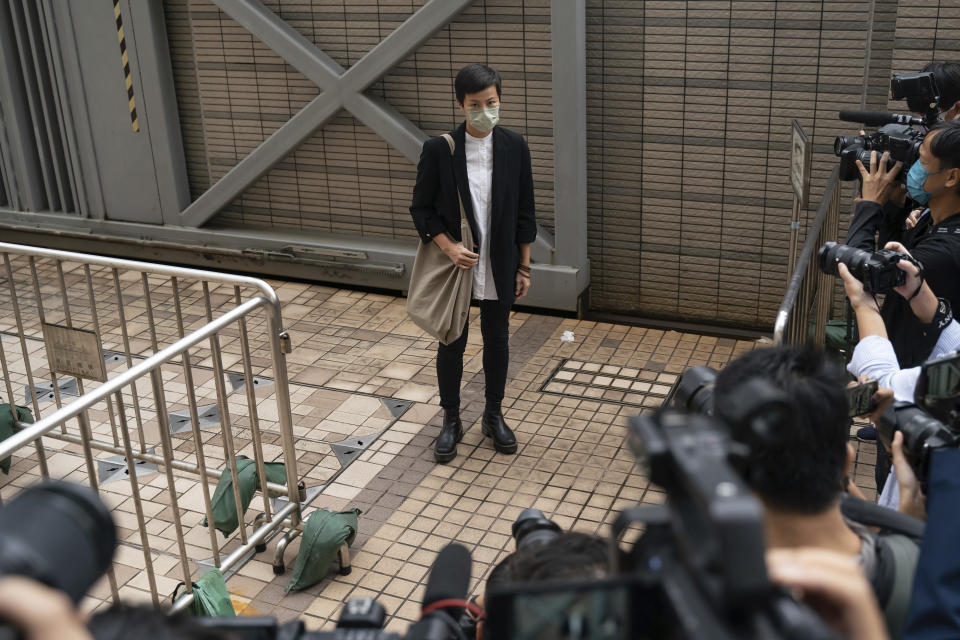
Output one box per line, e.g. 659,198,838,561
834,71,941,182
485,383,842,639
878,350,960,487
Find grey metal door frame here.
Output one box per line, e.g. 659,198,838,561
0,0,589,312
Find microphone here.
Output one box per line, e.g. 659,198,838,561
838,110,923,127
422,543,472,613
406,543,479,640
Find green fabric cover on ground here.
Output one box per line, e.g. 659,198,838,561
286,508,360,592
203,457,287,537
0,405,33,474
174,568,236,617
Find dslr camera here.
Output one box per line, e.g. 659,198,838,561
834,71,941,182
817,241,911,294
879,349,960,487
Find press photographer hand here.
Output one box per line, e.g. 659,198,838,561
892,431,927,521
767,549,890,640
884,242,922,299
837,263,879,314
0,577,92,640
855,150,904,206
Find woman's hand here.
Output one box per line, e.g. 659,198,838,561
515,272,531,300
444,243,479,270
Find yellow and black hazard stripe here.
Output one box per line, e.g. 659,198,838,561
113,0,139,132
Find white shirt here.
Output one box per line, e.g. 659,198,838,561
465,130,497,301
847,319,960,402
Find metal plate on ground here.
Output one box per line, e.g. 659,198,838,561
25,377,79,404
381,397,412,419
97,449,159,484
227,371,273,393
40,322,107,382
331,435,375,466
540,359,679,409
167,403,221,434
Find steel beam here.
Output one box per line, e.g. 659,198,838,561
0,209,586,312
550,0,588,271
180,0,471,229
179,95,342,228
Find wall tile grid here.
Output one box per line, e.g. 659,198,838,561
164,0,960,330
163,0,555,240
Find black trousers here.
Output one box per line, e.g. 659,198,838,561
437,300,510,413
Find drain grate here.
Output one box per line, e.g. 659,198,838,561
540,359,679,408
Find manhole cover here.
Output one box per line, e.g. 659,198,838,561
540,359,679,408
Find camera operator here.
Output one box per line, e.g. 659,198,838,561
847,62,960,248
474,531,610,640
839,243,960,508
714,346,919,639
846,120,960,369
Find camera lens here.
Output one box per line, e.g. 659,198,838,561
834,136,855,156
818,242,872,282
674,366,717,416
0,481,116,603
512,508,562,551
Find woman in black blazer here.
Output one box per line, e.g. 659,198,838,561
409,64,537,463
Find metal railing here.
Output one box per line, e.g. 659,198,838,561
0,242,302,610
773,167,842,345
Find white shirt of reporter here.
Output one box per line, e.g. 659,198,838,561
848,319,960,509
465,130,498,301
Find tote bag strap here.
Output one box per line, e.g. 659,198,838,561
440,133,468,227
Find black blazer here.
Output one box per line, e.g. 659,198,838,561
409,123,537,307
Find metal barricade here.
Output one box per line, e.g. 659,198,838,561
0,241,302,611
773,167,842,346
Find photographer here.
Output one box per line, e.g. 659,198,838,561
847,62,960,248
846,121,960,369
714,346,919,639
839,243,960,509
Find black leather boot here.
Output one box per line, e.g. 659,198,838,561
434,410,463,463
482,407,517,454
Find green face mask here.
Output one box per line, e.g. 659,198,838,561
466,105,500,133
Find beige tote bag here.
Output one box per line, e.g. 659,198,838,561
406,133,474,345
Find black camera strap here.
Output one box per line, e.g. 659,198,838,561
902,254,926,301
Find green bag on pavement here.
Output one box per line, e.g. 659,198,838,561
173,567,235,617
203,457,287,537
0,405,34,474
286,508,361,592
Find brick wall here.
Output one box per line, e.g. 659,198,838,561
164,0,960,330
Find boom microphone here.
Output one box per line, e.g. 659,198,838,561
838,110,923,127
406,543,479,640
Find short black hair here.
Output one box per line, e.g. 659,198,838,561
929,120,960,173
922,61,960,109
714,346,850,514
455,64,501,105
506,532,609,584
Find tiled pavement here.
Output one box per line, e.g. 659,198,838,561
0,262,879,633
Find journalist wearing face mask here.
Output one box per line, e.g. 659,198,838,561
408,64,537,463
846,120,960,375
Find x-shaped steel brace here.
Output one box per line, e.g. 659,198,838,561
179,0,474,228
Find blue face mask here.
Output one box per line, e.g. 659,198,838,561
906,160,947,205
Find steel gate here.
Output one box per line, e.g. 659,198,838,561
0,241,303,610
